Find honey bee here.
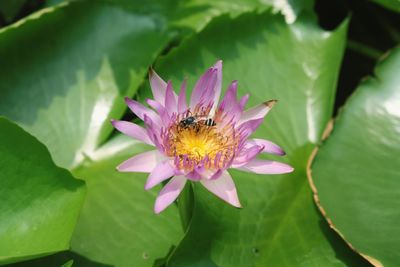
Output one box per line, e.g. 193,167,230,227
179,115,216,130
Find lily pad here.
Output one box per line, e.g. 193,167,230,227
0,1,170,169
0,117,86,265
309,47,400,267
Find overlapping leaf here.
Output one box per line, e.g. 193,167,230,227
0,1,170,169
309,47,400,267
0,117,85,265
370,0,400,12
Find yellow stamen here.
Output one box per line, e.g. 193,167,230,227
165,113,239,171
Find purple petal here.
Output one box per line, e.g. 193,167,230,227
186,169,202,181
165,81,177,114
190,62,221,110
178,80,188,113
111,120,153,146
125,97,162,126
238,100,277,125
117,150,166,173
149,68,167,104
217,81,242,123
232,145,263,167
154,176,186,214
218,81,238,110
200,169,223,180
236,118,264,140
143,115,164,152
147,99,170,123
209,60,223,115
246,138,285,156
238,94,249,110
235,158,294,174
145,160,176,190
200,171,241,208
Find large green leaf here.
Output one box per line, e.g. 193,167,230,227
167,0,313,31
370,0,400,12
138,11,369,267
103,0,313,36
0,117,86,265
70,135,183,267
309,47,400,267
0,1,170,169
0,2,183,266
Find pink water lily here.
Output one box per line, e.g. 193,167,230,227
112,60,293,214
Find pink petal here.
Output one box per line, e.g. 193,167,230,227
200,169,223,180
178,80,188,113
209,60,223,115
217,81,242,123
165,81,177,114
125,97,161,126
239,94,249,110
145,160,176,190
154,176,186,214
238,100,277,125
117,150,166,173
232,145,264,167
111,120,153,146
246,138,285,156
235,158,294,174
149,68,167,104
190,62,221,110
236,118,263,140
200,171,241,208
147,99,170,123
143,115,163,152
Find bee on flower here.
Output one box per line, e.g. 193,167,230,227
111,60,293,214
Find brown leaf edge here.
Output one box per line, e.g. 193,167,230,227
306,119,384,267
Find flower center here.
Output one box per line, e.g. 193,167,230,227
163,110,239,172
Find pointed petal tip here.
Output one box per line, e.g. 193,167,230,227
144,183,152,191
154,205,162,214
124,96,133,104
264,99,278,108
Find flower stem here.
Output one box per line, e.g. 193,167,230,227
177,182,194,231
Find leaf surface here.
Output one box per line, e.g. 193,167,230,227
310,47,400,267
0,117,86,265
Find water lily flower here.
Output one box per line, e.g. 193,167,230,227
112,60,293,214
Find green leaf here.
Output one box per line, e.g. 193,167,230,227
60,259,73,267
370,0,400,12
138,11,369,267
4,251,111,267
309,47,400,267
70,135,183,267
0,2,184,266
103,0,313,36
0,117,86,265
167,0,314,32
0,1,170,169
